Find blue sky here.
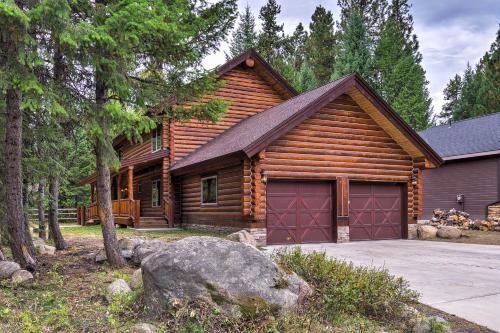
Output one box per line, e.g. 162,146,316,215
204,0,500,114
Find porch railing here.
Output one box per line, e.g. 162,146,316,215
77,199,140,226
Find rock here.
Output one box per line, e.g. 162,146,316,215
107,279,132,299
142,236,312,317
32,237,46,247
225,230,257,247
437,226,462,239
36,244,56,255
130,268,143,289
408,224,418,240
132,240,168,265
0,261,21,280
119,237,145,259
95,249,107,263
417,225,438,240
11,270,33,285
130,323,157,333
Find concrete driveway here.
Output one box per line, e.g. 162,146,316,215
267,240,500,331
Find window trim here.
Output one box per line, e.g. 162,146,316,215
151,179,161,207
200,175,218,206
151,127,162,153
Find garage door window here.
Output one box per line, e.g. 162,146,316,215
201,176,217,205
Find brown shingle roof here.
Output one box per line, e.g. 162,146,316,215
170,73,442,174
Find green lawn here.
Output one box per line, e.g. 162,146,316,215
61,225,224,242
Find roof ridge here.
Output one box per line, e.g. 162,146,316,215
422,111,500,132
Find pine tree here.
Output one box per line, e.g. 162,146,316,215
332,9,375,83
287,23,308,71
306,6,336,85
296,62,318,93
337,0,388,43
257,0,284,64
374,1,432,130
439,74,462,122
228,5,257,58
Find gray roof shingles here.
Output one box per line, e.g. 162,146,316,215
418,112,500,158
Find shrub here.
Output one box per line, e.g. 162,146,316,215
274,247,419,323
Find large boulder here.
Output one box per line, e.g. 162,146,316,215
0,261,21,280
142,236,312,317
437,226,462,239
130,323,157,333
11,269,33,285
225,230,257,247
417,225,438,240
132,240,168,265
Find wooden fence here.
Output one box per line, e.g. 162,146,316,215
27,208,78,224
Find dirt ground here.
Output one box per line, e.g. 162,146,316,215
0,228,496,332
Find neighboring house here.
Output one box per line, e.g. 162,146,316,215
419,113,500,220
77,49,442,245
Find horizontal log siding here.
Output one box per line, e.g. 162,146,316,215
119,131,155,160
133,166,163,217
260,94,417,215
173,65,286,161
180,164,244,225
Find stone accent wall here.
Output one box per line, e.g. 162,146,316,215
246,228,267,247
337,226,350,243
182,224,268,246
407,224,418,240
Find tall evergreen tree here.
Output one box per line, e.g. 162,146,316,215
332,9,375,83
337,0,388,44
374,1,431,130
228,5,257,58
64,0,237,267
257,0,284,64
306,6,336,85
440,28,499,122
295,62,318,93
439,74,462,122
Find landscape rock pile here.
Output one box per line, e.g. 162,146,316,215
430,208,500,231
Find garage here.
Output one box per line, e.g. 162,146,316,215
349,183,405,240
266,181,333,245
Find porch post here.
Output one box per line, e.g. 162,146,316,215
117,173,122,201
128,166,134,200
90,183,95,203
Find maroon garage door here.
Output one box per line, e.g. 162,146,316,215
266,181,333,245
349,183,403,240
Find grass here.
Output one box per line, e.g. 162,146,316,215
426,230,500,246
61,224,224,241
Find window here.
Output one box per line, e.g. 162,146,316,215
151,127,162,152
152,180,161,207
201,176,217,205
117,149,123,161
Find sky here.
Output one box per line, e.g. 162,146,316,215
203,0,500,115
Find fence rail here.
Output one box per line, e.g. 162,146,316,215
27,208,78,223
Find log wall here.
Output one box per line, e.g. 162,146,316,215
259,94,418,217
171,64,286,161
118,127,160,160
178,164,244,226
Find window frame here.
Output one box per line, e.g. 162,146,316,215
200,175,218,206
151,179,161,207
151,127,162,152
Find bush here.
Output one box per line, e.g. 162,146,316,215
274,248,419,323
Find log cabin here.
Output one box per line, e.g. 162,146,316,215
77,49,442,245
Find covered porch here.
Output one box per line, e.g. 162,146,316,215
77,152,174,228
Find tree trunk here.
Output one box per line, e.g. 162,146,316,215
4,88,36,270
48,175,67,250
22,181,36,257
95,78,125,267
0,247,4,261
38,180,47,239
